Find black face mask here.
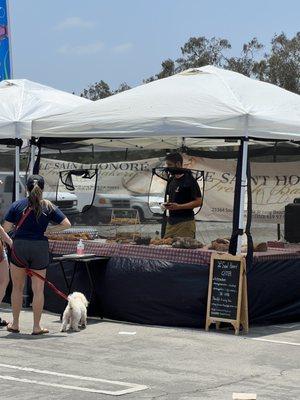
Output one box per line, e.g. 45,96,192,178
165,167,188,176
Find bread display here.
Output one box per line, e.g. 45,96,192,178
254,242,268,252
115,238,133,244
49,233,93,241
172,237,203,249
104,232,141,244
135,237,151,245
209,238,230,251
111,217,138,225
150,237,175,246
48,230,268,253
208,238,268,253
110,209,141,241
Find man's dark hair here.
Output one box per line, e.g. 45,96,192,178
165,152,183,165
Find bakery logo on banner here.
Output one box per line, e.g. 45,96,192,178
40,156,300,224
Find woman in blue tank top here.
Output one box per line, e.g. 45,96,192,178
3,175,71,335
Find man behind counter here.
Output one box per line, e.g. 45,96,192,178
163,153,202,239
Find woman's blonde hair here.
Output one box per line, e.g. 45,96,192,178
27,175,53,219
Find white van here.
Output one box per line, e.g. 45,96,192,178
78,192,164,224
0,172,79,221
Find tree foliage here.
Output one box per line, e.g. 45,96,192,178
259,32,300,94
81,80,112,100
144,58,176,83
145,33,300,95
81,80,131,100
81,32,300,100
176,36,231,71
114,82,132,94
226,38,264,77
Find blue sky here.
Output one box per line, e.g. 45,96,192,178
9,0,300,94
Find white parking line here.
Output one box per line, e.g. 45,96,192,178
249,338,300,346
233,393,257,400
0,363,148,396
272,324,300,329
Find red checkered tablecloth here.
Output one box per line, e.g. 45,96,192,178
49,240,300,266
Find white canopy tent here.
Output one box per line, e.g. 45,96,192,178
33,65,300,141
0,79,90,199
32,66,300,252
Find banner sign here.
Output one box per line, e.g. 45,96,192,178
0,0,11,80
40,156,300,224
191,157,300,224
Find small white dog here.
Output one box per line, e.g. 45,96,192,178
61,292,88,332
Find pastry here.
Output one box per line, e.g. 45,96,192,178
254,242,268,252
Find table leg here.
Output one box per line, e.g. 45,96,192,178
84,261,106,319
68,262,78,295
84,262,96,304
59,261,69,291
59,261,78,320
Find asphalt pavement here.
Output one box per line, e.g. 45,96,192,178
0,304,299,400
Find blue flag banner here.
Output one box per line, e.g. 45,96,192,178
0,0,11,80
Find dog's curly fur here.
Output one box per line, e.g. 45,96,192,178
61,292,88,332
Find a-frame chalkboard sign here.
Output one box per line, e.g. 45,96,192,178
205,253,249,335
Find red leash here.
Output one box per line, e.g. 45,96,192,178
11,246,69,301
15,207,33,230
27,269,69,302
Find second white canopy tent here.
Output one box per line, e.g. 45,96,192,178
0,79,90,199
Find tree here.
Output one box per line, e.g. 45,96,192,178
114,82,131,94
176,36,231,72
81,80,112,100
144,37,231,82
81,33,300,98
144,36,231,82
80,81,132,100
225,38,264,77
144,58,175,83
259,32,300,94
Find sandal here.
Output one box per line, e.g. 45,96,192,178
0,318,9,327
7,324,20,333
31,328,49,336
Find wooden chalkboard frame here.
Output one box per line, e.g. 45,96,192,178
205,253,249,335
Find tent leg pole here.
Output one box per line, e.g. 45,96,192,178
15,142,20,201
236,138,249,254
30,144,35,175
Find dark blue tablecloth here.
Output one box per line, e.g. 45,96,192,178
44,256,300,327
